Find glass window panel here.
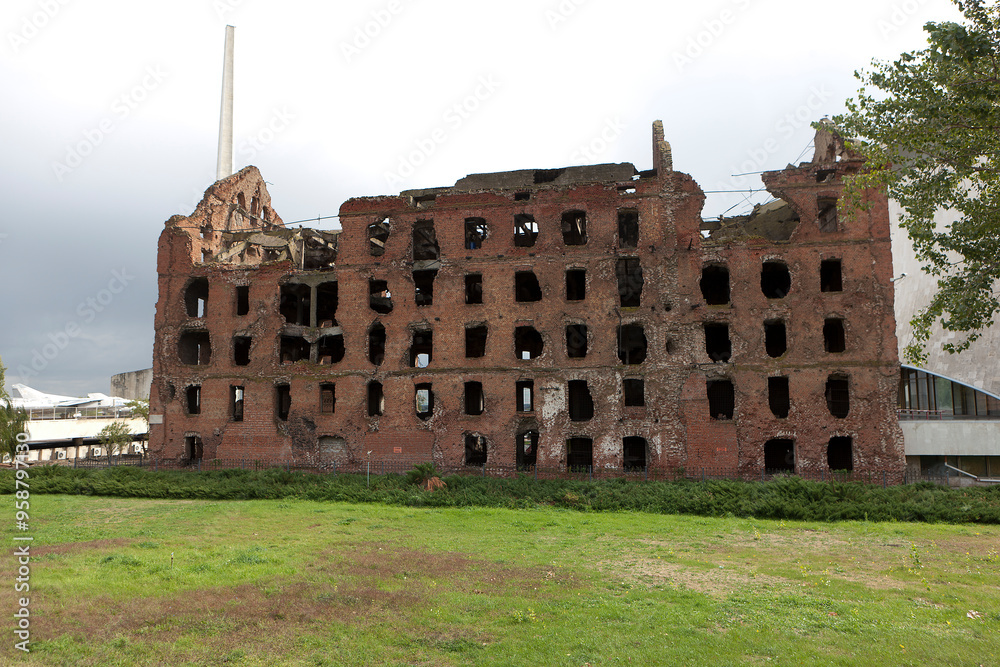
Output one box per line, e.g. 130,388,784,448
934,376,953,415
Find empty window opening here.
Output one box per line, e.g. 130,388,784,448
367,218,390,256
824,318,846,353
464,381,484,415
568,380,594,421
178,331,212,365
764,320,787,358
700,265,730,305
827,436,854,471
317,335,345,364
514,191,530,201
368,323,386,366
616,257,643,307
623,436,647,470
820,259,843,292
561,210,587,245
818,197,838,233
516,380,534,412
275,384,291,421
367,381,384,417
184,278,209,318
826,374,850,418
514,214,538,247
412,219,439,260
566,269,586,301
707,379,735,420
764,439,795,472
201,248,212,263
410,330,433,368
280,336,310,363
280,284,311,325
617,324,647,365
514,271,542,302
618,209,639,248
567,437,593,471
415,383,434,420
768,377,790,418
186,385,201,415
320,383,335,414
235,285,249,316
515,326,544,360
250,196,260,217
466,325,488,358
200,224,213,239
623,378,645,407
465,217,488,249
761,261,791,299
517,430,538,469
704,323,731,362
233,336,251,367
315,282,339,327
665,337,676,355
185,435,203,461
231,385,244,422
369,279,393,314
465,434,488,466
413,269,437,306
566,324,588,358
465,274,483,304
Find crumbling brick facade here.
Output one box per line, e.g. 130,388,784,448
148,122,905,478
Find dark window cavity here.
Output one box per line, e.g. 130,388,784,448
280,284,311,325
761,261,791,299
233,336,251,366
514,191,530,201
516,380,534,412
410,330,433,368
617,324,647,365
768,376,790,418
704,323,731,362
517,430,538,469
185,435,203,461
700,265,730,305
566,324,588,358
616,257,643,307
817,197,838,233
369,279,393,314
764,320,787,358
826,374,850,418
514,214,538,247
275,384,291,421
320,383,335,414
412,219,439,260
369,322,386,366
465,434,488,466
235,285,249,316
280,336,310,363
824,318,846,353
707,379,735,420
514,271,542,302
185,278,209,318
179,331,212,365
820,259,843,292
466,324,488,358
623,378,645,407
315,282,338,327
566,269,586,301
367,218,390,256
186,385,201,415
367,381,384,417
827,436,853,471
623,436,646,470
465,217,488,249
415,383,433,420
464,381,484,415
413,269,437,306
515,326,544,360
465,274,483,304
561,209,587,245
764,439,795,472
568,380,594,421
567,437,593,471
618,209,639,248
230,385,244,422
317,335,345,364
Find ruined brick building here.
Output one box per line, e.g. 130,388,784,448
148,122,905,478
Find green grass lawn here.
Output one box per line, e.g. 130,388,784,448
2,495,998,666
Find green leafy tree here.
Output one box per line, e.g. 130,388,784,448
0,356,28,461
827,0,1000,364
98,421,132,462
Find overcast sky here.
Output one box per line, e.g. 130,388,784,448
0,0,963,397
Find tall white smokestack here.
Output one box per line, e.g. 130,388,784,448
216,25,235,181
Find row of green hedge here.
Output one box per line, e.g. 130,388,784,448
4,465,1000,523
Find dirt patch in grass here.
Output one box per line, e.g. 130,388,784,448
34,538,131,557
599,557,790,597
